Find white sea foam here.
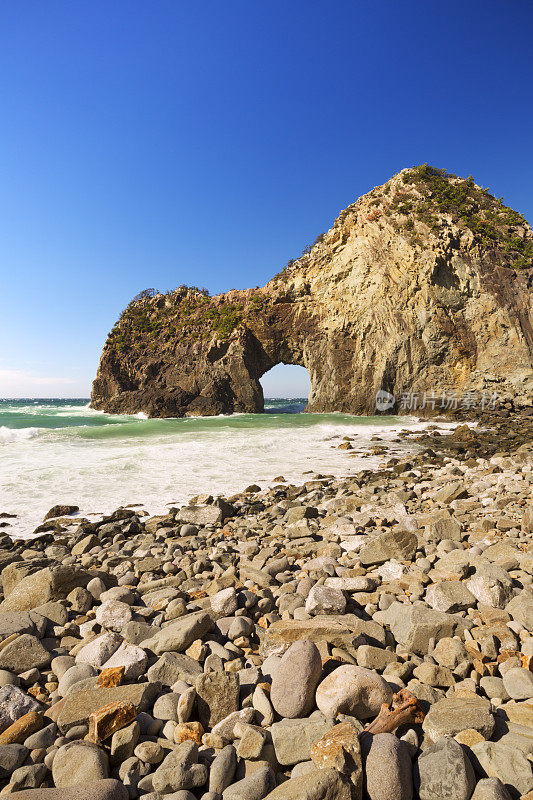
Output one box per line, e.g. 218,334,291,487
0,403,456,539
0,426,42,444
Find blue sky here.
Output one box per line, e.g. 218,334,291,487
1,0,532,398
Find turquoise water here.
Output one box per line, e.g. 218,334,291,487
0,398,434,538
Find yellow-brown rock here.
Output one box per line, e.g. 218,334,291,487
0,711,43,745
87,702,137,744
310,721,363,798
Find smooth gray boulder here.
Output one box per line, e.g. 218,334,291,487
144,611,213,654
222,766,276,800
52,741,110,787
0,744,28,778
270,640,323,718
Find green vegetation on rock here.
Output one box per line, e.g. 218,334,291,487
109,286,245,354
393,165,533,269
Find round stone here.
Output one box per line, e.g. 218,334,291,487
502,667,533,700
270,640,323,718
315,665,392,719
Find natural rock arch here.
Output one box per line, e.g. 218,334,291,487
91,167,533,418
259,363,311,402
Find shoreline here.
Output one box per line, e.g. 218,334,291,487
0,406,460,542
0,410,531,797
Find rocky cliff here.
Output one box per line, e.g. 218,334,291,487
91,166,533,417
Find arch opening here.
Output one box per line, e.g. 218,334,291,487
259,364,310,414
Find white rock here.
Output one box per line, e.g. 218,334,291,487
325,576,378,592
210,587,238,616
0,685,42,730
95,600,133,631
75,632,122,669
466,572,512,609
378,560,407,581
212,708,255,740
101,641,148,680
339,536,366,553
305,585,346,615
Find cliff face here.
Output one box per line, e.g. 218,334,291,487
91,166,533,417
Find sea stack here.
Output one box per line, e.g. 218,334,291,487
91,165,533,417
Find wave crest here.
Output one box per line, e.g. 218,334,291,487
0,426,42,444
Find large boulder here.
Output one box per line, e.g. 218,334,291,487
143,611,213,654
52,741,109,788
469,740,533,798
422,695,495,741
195,672,240,728
0,635,52,674
376,601,461,655
56,683,159,732
359,528,418,566
270,640,323,718
4,780,128,800
0,566,91,612
315,665,392,719
363,732,413,800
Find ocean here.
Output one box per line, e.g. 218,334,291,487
0,398,442,539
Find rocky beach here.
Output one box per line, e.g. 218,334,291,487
0,409,532,800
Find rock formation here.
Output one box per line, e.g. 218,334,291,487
91,166,533,417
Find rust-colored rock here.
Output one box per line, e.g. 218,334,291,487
0,711,44,745
364,688,425,735
97,666,125,687
86,701,137,744
173,721,204,745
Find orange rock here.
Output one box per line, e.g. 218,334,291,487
0,711,44,745
86,701,137,744
497,650,521,663
188,589,207,600
174,721,204,745
522,654,533,671
97,666,125,687
257,616,268,629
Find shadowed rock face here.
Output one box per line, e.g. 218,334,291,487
91,166,533,418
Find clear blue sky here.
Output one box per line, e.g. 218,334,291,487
1,0,532,398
